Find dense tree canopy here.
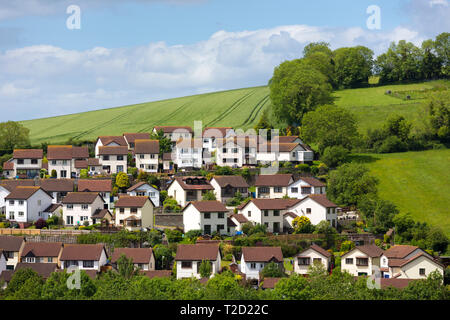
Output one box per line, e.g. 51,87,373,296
0,121,30,155
333,46,374,88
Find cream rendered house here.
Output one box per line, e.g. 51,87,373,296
0,236,25,270
167,176,214,207
254,174,293,199
134,139,159,173
20,242,63,267
114,195,154,231
182,200,229,235
97,146,128,174
340,245,384,276
175,244,221,279
94,136,128,158
294,244,332,275
61,192,105,226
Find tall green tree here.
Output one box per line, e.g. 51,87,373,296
0,121,30,154
150,129,172,157
434,32,449,77
333,46,374,88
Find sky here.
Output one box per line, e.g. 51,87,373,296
0,0,448,121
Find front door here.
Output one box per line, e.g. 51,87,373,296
204,224,211,235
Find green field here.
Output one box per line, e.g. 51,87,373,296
354,149,450,236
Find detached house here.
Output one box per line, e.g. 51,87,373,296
62,192,105,226
60,244,108,272
127,181,160,207
294,244,332,275
123,133,150,150
134,139,159,173
114,196,154,231
287,177,327,199
210,175,249,204
5,186,53,223
94,136,128,157
12,149,43,179
78,179,112,209
175,244,221,279
47,145,89,179
293,194,338,227
97,146,128,174
254,174,294,199
1,180,35,213
167,176,214,207
111,248,155,271
39,179,74,204
20,242,63,267
174,138,203,169
182,200,229,235
0,236,25,270
340,245,384,276
240,246,284,281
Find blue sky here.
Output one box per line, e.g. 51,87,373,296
0,0,448,121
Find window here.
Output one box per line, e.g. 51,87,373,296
291,187,298,193
181,261,192,269
119,208,125,213
139,154,144,159
83,260,94,268
37,200,41,206
250,263,256,269
358,272,368,276
264,210,269,217
52,160,57,165
117,165,124,172
222,148,227,153
17,159,24,165
62,160,68,165
298,257,310,265
117,155,124,161
306,208,311,214
247,211,251,217
60,170,67,178
345,258,353,265
25,257,35,263
8,212,14,220
131,208,138,213
66,216,73,225
140,164,144,168
356,258,369,266
301,187,311,194
18,212,24,217
204,213,211,219
274,210,280,216
67,204,73,210
31,159,38,164
81,204,88,210
103,155,110,161
149,192,155,197
274,187,283,193
19,200,24,205
419,268,426,276
217,224,224,231
232,148,238,153
218,212,225,219
150,154,156,159
47,257,53,263
292,152,296,157
204,225,211,235
9,200,14,205
259,187,269,194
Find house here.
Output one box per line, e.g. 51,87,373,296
39,179,74,204
91,208,113,225
114,195,154,231
162,152,174,172
77,179,112,209
97,146,128,174
380,245,444,279
141,270,172,279
5,186,53,223
167,176,214,207
111,248,155,271
256,142,313,164
292,194,338,227
202,127,235,153
123,132,151,150
215,136,259,167
94,136,128,157
173,138,203,169
134,139,159,173
237,198,301,233
127,181,160,207
254,174,294,198
61,192,105,226
15,262,58,280
175,243,221,279
287,177,327,199
1,180,36,214
47,145,89,179
20,242,63,267
1,160,14,179
60,244,108,271
294,244,332,275
0,236,25,270
86,158,102,175
229,213,249,232
340,245,384,276
240,246,284,281
153,126,193,145
209,175,249,203
43,203,62,218
12,149,43,179
182,201,229,235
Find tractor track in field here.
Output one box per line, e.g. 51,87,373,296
240,94,270,127
205,90,256,127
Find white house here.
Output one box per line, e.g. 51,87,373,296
77,179,112,209
97,146,128,174
210,175,249,204
39,179,74,204
60,244,108,271
167,176,214,207
229,213,249,232
202,127,235,153
114,195,154,231
0,236,25,270
47,145,89,179
94,136,128,158
134,139,159,173
292,194,338,227
340,245,384,277
127,182,160,207
175,244,221,280
256,142,313,164
61,192,105,226
111,248,155,271
11,149,43,179
294,244,332,275
240,246,284,281
153,126,193,145
182,200,229,235
287,177,327,199
254,174,294,199
173,138,203,169
5,186,53,223
123,133,150,150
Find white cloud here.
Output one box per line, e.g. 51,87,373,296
404,0,450,36
0,24,428,121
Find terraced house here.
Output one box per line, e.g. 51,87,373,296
134,139,159,173
20,242,63,267
47,145,89,179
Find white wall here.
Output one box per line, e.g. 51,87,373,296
176,251,221,279
5,189,53,223
341,249,379,276
183,205,228,235
128,184,160,207
63,196,105,226
294,249,330,275
289,199,336,227
135,153,159,173
287,180,326,199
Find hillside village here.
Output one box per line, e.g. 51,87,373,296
0,125,447,297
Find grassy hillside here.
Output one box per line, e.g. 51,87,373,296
353,149,450,236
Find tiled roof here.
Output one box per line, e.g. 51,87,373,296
2,160,14,170
349,245,384,258
39,179,74,192
304,194,337,208
0,235,25,251
98,136,127,146
111,248,153,264
98,146,129,155
123,133,150,144
0,179,35,192
127,181,154,192
13,149,43,159
384,245,419,259
60,244,105,261
91,208,111,219
74,160,88,169
44,203,62,213
185,200,229,213
134,139,159,154
78,179,112,192
276,136,299,143
227,217,237,227
380,278,416,289
296,177,326,187
298,244,332,258
15,263,58,279
115,195,149,208
87,158,100,166
0,270,14,283
175,138,203,148
202,127,234,138
254,174,293,187
257,142,299,152
62,192,100,204
175,244,219,261
246,198,301,210
283,211,297,219
211,175,249,188
242,247,283,262
162,153,173,161
231,213,248,223
141,270,172,279
154,126,193,133
173,177,214,190
21,242,62,258
5,186,43,200
261,277,281,289
47,145,88,160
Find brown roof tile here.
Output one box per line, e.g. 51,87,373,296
78,179,112,192
5,186,44,200
87,158,100,166
254,174,293,187
257,142,299,152
13,149,43,159
245,198,300,210
348,245,384,258
202,127,234,138
184,200,229,213
276,136,300,143
47,145,73,160
15,263,58,279
39,179,74,192
305,194,337,208
2,160,14,170
231,213,248,223
44,203,62,213
0,179,35,192
298,244,332,258
62,192,101,204
175,244,219,261
111,248,153,264
98,136,127,146
127,181,152,192
242,247,283,262
60,244,106,261
0,235,25,251
173,177,214,190
134,139,159,154
115,195,150,208
141,270,172,279
175,138,203,148
123,133,150,144
74,160,88,169
98,146,129,155
296,177,326,187
21,242,62,258
0,270,14,283
380,278,416,289
91,208,111,219
384,245,419,259
261,277,281,289
211,175,249,188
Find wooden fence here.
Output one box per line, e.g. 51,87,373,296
0,228,92,236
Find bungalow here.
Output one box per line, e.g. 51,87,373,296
12,149,43,179
127,181,160,207
123,132,151,150
97,146,128,174
153,126,193,145
60,244,108,271
237,198,300,233
167,176,214,207
78,179,112,209
61,192,105,226
173,138,203,169
134,139,159,173
340,245,384,276
209,175,249,204
15,262,58,280
240,246,284,281
287,177,327,199
114,195,154,231
182,200,229,235
111,248,155,271
5,186,53,223
0,236,25,270
20,242,63,267
294,244,332,275
254,174,294,199
39,179,74,204
175,243,221,279
292,194,338,227
47,145,89,179
202,127,235,153
1,160,14,179
94,136,128,158
380,245,444,279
